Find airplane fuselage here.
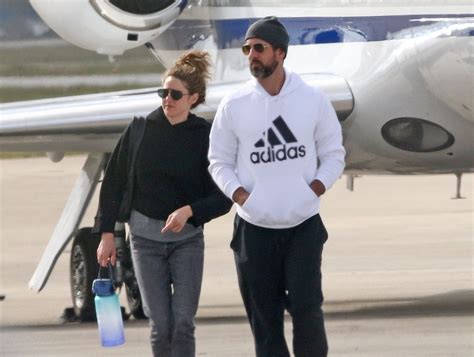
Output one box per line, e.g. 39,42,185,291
147,2,474,174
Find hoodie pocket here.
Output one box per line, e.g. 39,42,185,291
239,176,318,227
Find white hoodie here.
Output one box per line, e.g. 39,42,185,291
208,69,345,229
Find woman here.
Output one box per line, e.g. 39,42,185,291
94,50,232,356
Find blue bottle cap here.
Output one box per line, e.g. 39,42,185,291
92,278,115,296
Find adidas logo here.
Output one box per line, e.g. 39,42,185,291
250,116,306,164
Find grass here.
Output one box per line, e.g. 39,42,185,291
0,152,84,159
0,43,164,77
0,152,46,159
0,41,165,103
0,84,154,103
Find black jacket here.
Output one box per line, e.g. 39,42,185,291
94,107,232,233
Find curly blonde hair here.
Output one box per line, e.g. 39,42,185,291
163,50,212,109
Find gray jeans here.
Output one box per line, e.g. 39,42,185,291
130,233,204,357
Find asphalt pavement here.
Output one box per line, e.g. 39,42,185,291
1,156,472,356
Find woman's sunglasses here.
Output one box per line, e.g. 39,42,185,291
241,43,270,55
157,88,189,101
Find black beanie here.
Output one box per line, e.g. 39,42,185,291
245,16,289,53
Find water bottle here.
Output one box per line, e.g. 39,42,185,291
92,265,125,347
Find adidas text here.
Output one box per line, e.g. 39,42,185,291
250,145,306,164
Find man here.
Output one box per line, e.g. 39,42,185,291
208,16,345,357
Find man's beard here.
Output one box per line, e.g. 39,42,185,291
250,58,278,79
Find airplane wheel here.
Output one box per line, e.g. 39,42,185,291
70,228,100,321
125,277,146,319
124,236,147,320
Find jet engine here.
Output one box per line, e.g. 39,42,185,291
29,0,187,55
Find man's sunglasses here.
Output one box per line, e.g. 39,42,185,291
157,88,189,101
241,43,270,55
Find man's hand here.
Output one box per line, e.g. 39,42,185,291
310,179,326,197
97,232,116,267
161,205,193,233
232,187,250,206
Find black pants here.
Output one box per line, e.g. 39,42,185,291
231,214,328,357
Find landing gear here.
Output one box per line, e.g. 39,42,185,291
453,172,465,199
114,223,147,320
70,228,100,321
123,236,146,320
68,225,146,322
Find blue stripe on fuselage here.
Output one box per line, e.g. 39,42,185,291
158,14,473,50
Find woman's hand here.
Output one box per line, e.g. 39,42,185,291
97,232,116,267
161,205,193,233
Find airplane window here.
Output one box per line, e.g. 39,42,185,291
381,118,455,152
314,29,343,44
110,0,175,14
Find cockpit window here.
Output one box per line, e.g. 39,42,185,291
110,0,175,14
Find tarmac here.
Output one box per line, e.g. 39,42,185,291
0,155,473,356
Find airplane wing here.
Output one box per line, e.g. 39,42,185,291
0,75,353,153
